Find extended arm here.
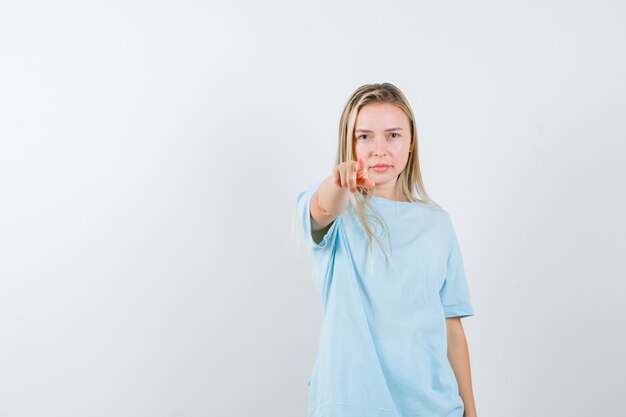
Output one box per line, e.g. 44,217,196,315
446,317,477,417
311,175,350,231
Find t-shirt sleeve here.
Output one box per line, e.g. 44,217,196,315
439,214,475,319
293,183,342,251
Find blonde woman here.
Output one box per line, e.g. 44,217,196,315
293,83,478,417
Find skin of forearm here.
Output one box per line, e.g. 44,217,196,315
316,175,350,217
447,332,477,417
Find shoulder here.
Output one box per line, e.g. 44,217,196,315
411,200,450,226
294,182,319,201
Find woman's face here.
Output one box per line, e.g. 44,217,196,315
353,102,412,195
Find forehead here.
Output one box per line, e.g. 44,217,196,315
355,102,409,129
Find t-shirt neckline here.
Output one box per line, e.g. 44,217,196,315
369,195,415,206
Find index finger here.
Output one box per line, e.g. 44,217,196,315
356,157,367,176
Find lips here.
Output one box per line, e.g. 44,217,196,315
371,164,391,172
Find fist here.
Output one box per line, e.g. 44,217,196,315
332,157,376,193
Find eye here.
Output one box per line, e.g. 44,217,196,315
357,134,368,140
390,133,400,139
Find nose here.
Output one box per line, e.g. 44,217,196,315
372,136,388,156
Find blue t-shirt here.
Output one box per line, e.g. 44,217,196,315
293,182,475,417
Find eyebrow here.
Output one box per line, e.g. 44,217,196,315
355,127,404,133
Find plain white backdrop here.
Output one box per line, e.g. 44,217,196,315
1,1,625,416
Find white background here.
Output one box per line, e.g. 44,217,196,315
1,1,625,416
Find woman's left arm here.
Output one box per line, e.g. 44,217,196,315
446,316,477,417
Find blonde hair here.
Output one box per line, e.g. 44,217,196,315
337,83,442,274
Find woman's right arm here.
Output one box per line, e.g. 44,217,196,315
310,175,349,231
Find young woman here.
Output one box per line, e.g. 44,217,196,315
293,83,478,417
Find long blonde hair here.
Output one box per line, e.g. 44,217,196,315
337,83,442,274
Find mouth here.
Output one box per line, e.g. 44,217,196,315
371,165,391,172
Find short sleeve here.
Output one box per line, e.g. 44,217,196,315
439,214,475,319
292,183,341,251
